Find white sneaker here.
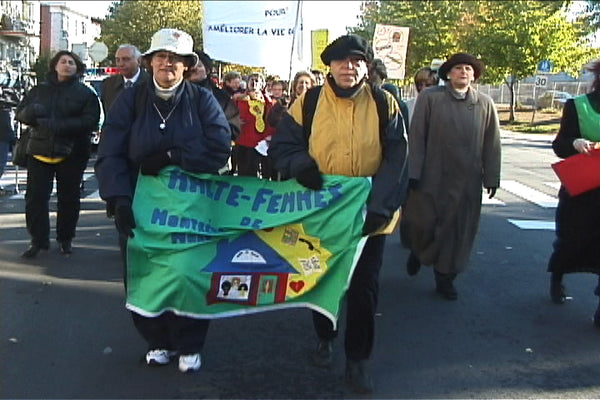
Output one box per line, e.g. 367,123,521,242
146,349,176,366
178,353,201,373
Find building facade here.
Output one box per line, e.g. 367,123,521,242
40,2,101,68
0,0,40,80
0,0,103,89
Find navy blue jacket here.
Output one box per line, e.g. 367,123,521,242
94,78,231,201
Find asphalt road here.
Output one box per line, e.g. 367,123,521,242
1,133,600,399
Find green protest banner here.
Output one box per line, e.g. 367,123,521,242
126,167,371,327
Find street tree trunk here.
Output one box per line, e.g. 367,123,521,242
505,75,518,122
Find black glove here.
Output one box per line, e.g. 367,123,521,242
408,178,420,190
362,212,390,236
140,152,171,176
18,103,47,125
114,198,136,238
486,187,497,199
295,163,323,190
106,198,116,219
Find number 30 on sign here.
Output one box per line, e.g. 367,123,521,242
535,75,548,88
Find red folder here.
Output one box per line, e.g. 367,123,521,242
551,148,600,196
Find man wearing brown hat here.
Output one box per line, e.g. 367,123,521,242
269,34,408,394
401,52,501,299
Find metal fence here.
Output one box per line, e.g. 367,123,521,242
401,81,592,106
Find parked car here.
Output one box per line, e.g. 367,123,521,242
536,90,573,110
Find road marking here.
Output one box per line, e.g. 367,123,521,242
0,209,107,229
482,197,505,205
3,173,97,200
544,182,561,190
500,180,558,208
508,219,555,230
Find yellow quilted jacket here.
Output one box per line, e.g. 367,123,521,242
287,80,398,177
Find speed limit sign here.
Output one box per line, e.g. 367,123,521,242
535,75,548,88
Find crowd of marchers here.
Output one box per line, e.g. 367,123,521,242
7,25,600,396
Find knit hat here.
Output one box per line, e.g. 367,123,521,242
438,52,485,81
321,34,373,66
143,28,198,67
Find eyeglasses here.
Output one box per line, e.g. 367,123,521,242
153,52,186,64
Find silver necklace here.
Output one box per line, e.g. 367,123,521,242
153,102,176,130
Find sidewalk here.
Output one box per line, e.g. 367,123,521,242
500,128,555,143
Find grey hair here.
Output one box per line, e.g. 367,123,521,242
116,44,142,60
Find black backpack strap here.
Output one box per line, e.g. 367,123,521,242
370,83,390,142
301,86,322,140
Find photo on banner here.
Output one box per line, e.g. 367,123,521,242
372,24,409,80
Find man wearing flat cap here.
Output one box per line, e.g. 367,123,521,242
269,34,408,394
401,52,501,300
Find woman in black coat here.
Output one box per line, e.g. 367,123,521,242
15,50,100,258
547,59,600,326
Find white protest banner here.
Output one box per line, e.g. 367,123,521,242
372,24,409,80
203,1,303,77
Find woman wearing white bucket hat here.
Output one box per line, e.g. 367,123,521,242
95,28,231,373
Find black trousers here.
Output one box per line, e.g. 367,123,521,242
312,234,387,361
260,154,279,181
25,154,88,246
235,145,260,177
229,144,238,175
131,311,210,355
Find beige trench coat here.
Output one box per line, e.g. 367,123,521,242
402,85,501,274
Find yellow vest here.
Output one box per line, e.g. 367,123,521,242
288,81,397,177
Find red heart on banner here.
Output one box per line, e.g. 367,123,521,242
289,281,305,293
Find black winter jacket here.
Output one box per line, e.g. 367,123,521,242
15,72,100,158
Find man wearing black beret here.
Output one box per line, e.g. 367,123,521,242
269,34,408,394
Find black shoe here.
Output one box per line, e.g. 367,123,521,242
58,240,72,256
345,360,373,394
309,339,333,368
434,271,458,301
21,243,48,259
550,273,566,304
406,252,421,276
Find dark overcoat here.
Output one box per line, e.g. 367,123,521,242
402,85,501,274
548,91,600,275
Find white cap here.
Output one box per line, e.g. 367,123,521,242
143,28,198,66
